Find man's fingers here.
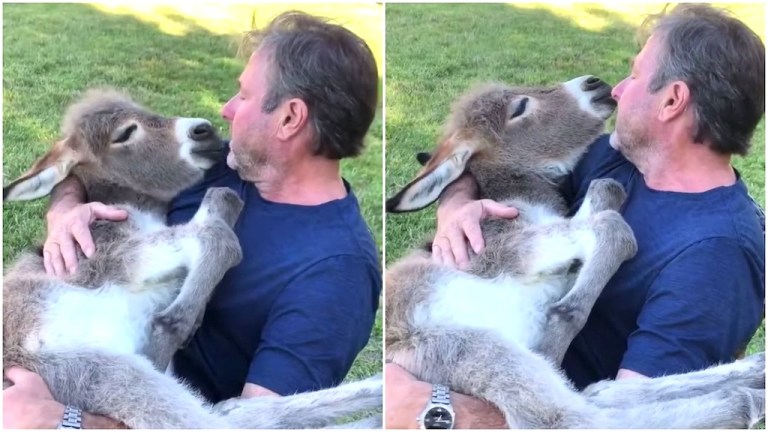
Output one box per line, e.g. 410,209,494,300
3,367,35,386
46,243,67,278
462,219,486,255
88,203,128,222
432,236,455,267
431,242,444,265
438,237,457,268
42,250,54,276
447,229,470,269
58,235,79,275
480,200,519,219
71,223,96,259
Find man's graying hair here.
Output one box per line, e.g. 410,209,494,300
239,11,378,159
638,4,765,155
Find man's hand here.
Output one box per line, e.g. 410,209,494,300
4,366,64,429
433,199,519,269
44,202,127,277
384,363,431,429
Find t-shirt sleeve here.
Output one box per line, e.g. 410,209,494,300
620,238,764,377
246,255,380,396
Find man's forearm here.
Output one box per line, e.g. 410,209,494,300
453,392,507,429
437,173,479,214
47,175,86,218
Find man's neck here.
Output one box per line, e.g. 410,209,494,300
255,158,347,206
636,136,736,193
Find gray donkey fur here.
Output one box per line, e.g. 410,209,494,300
3,89,381,429
386,76,765,428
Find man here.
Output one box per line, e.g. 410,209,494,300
386,4,764,428
4,11,381,429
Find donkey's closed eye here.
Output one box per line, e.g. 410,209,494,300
113,124,138,144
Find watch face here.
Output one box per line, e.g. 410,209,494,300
424,406,454,429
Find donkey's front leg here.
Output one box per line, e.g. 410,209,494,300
149,187,243,368
533,179,637,364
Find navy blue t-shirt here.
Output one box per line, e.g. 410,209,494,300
166,159,381,402
560,134,764,389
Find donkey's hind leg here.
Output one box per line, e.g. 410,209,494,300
584,351,765,408
212,375,382,428
598,386,764,428
35,350,227,428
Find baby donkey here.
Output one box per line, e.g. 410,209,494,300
3,89,381,428
386,76,764,428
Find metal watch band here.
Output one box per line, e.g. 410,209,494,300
57,405,83,429
431,383,451,405
419,383,455,429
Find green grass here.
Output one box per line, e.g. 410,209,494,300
3,3,382,384
385,3,765,356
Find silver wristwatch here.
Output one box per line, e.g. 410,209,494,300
57,406,83,429
418,384,455,429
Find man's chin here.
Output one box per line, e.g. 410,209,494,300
226,151,237,170
609,131,621,150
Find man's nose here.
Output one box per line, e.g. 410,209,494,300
611,79,626,101
221,98,235,122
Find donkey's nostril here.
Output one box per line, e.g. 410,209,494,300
190,123,213,141
583,76,605,91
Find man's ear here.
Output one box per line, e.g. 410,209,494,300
658,81,690,123
386,140,476,213
276,98,309,142
4,140,81,202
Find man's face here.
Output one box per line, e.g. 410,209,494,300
610,35,666,161
221,49,279,181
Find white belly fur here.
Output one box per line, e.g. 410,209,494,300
413,272,566,349
25,284,176,356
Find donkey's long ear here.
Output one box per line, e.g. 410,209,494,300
387,142,475,213
3,141,81,202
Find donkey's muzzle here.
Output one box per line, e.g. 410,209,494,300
585,77,616,108
191,139,227,160
189,122,215,141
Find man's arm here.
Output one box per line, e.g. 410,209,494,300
3,366,127,429
616,369,649,380
242,383,279,398
620,238,763,377
384,364,506,429
245,255,379,396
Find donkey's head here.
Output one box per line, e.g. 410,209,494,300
3,89,225,203
387,75,615,212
